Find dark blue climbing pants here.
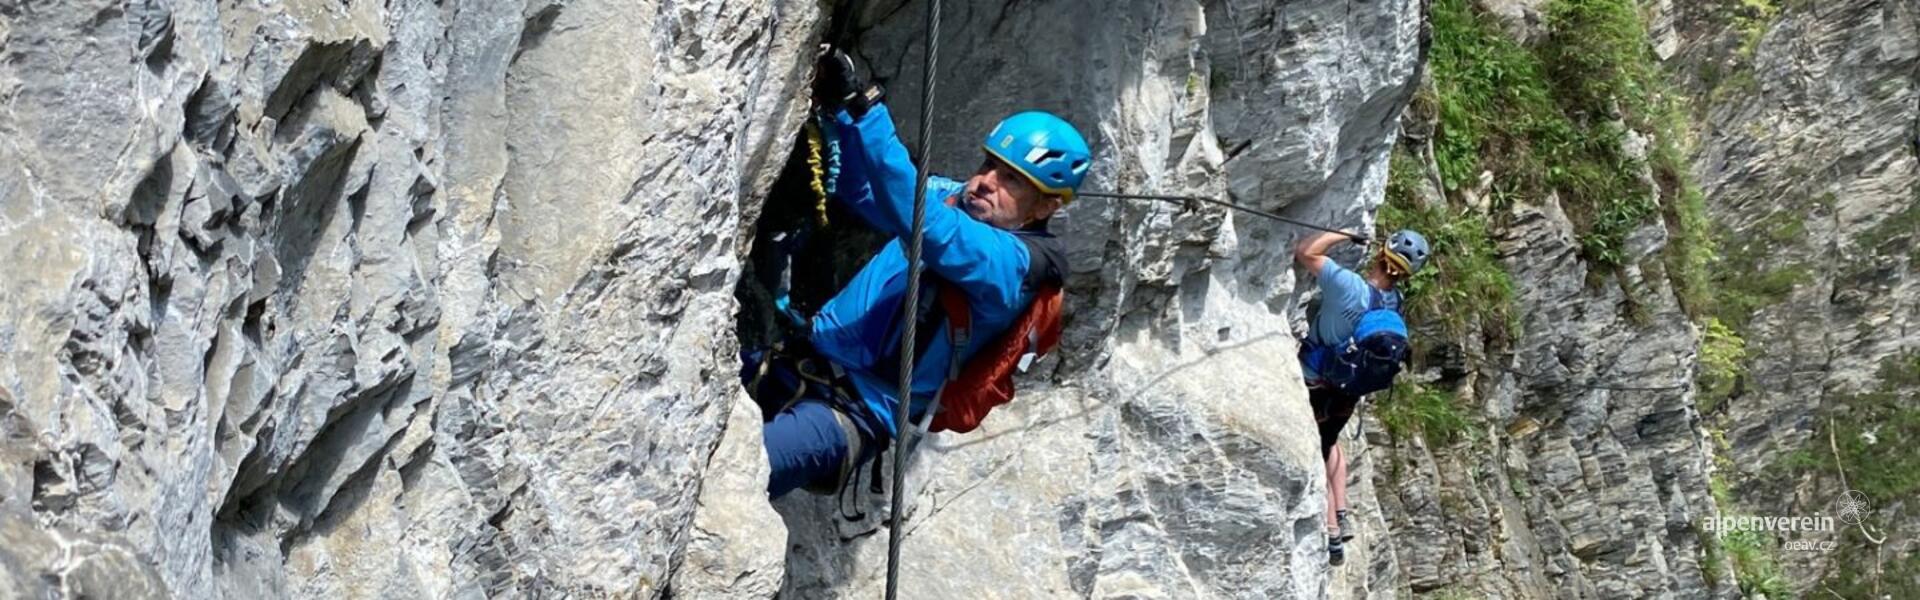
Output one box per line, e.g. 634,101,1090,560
742,349,884,499
764,400,854,498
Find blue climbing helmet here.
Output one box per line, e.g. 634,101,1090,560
1382,229,1430,277
982,111,1092,203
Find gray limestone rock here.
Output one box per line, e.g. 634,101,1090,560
0,506,170,599
710,0,1424,597
0,0,1435,596
3,0,821,596
1363,190,1723,599
1665,0,1920,591
668,394,785,598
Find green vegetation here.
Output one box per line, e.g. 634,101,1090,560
1703,431,1793,598
1508,472,1531,498
1695,317,1748,413
1380,0,1734,449
1696,527,1725,588
1711,263,1810,333
1699,0,1789,109
1731,0,1782,58
1429,587,1479,600
1821,539,1920,600
1703,503,1792,600
1721,526,1791,597
1425,0,1696,267
1376,380,1476,447
1853,195,1920,260
1775,446,1819,470
1427,0,1559,197
1380,151,1516,342
1701,208,1809,360
1763,353,1920,594
1690,252,1775,411
1406,0,1720,339
1789,353,1920,503
1209,65,1235,95
1658,168,1717,317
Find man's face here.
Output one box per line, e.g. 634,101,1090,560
1371,252,1410,283
961,154,1062,229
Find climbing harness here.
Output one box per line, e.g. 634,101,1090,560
886,0,943,596
1347,387,1390,443
1078,191,1359,238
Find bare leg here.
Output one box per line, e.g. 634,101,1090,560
1325,442,1347,530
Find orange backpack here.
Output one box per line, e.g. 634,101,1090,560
926,282,1065,433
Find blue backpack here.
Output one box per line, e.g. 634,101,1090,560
1302,288,1409,396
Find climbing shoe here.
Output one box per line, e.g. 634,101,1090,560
1328,536,1346,567
1336,509,1355,543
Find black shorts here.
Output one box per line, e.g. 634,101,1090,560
1309,386,1361,458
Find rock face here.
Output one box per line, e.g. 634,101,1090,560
1,0,1428,597
726,0,1424,597
1346,1,1727,598
0,505,169,599
23,0,1903,598
1,0,821,596
1363,193,1722,598
1348,0,1917,598
1658,0,1920,592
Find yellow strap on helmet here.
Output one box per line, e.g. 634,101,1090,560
1380,249,1413,278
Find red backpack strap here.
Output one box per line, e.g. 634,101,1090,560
926,284,1065,433
1027,286,1064,358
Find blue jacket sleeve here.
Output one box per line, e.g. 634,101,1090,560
832,105,1029,311
827,118,964,238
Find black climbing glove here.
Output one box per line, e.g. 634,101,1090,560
816,47,884,118
1347,231,1371,245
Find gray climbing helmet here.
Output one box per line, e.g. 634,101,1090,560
1385,229,1429,274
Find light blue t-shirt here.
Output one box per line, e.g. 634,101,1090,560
1304,260,1391,380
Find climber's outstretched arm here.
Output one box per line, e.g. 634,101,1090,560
1295,230,1361,277
833,104,1030,310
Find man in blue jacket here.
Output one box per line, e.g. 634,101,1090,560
743,51,1088,498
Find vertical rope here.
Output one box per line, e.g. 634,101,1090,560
885,0,942,596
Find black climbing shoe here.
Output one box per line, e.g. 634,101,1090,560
1336,509,1355,543
1328,536,1346,567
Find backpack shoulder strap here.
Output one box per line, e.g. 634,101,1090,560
1368,286,1403,312
1025,285,1066,360
1009,230,1067,368
922,228,1064,386
1012,228,1068,292
936,281,972,379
